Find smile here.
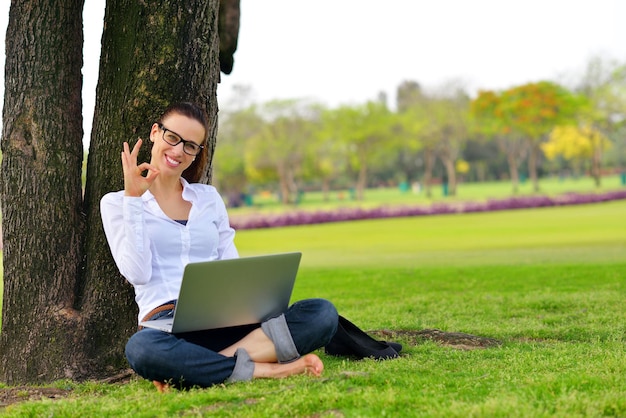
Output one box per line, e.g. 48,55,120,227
165,155,180,167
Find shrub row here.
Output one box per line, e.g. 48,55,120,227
231,190,626,230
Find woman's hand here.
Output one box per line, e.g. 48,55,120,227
121,138,160,197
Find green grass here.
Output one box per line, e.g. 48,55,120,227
2,197,626,416
235,199,626,268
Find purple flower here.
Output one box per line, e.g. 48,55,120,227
230,190,626,230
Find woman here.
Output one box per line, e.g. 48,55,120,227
100,102,338,391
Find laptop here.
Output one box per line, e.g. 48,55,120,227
140,252,301,333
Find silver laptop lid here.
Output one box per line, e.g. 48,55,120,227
147,252,301,333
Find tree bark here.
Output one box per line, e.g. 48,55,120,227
507,153,520,194
355,148,368,201
422,148,435,198
497,136,526,194
80,0,221,380
527,141,541,193
591,137,603,187
1,0,222,384
277,163,291,204
0,0,85,384
322,178,330,202
442,157,457,196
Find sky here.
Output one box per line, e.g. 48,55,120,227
221,0,626,107
1,0,625,141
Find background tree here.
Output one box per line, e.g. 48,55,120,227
212,66,625,200
305,108,348,202
542,124,612,186
499,81,581,192
574,56,626,176
244,99,317,204
394,107,425,186
396,80,423,113
0,0,235,384
432,83,471,197
471,90,528,193
326,101,396,200
461,138,504,182
395,81,425,187
395,82,439,197
214,106,264,206
406,96,452,198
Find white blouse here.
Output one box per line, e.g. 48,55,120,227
100,179,239,322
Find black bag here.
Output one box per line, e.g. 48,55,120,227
324,315,401,360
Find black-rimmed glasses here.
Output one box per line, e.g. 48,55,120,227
158,123,205,156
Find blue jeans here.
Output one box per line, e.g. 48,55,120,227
125,298,338,388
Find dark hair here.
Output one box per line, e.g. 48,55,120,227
157,102,211,183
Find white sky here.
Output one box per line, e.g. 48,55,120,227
1,0,626,142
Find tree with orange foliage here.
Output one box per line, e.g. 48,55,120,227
471,90,526,193
497,82,583,192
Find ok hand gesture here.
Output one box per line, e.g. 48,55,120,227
121,138,160,197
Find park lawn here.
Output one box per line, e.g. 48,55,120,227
234,198,626,268
2,200,626,416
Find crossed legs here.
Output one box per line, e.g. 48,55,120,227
153,328,324,392
142,299,337,392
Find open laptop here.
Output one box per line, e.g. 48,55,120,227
140,252,301,333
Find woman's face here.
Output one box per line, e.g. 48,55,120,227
149,113,206,178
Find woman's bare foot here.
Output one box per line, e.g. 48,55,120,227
151,354,322,391
153,380,170,393
253,353,324,379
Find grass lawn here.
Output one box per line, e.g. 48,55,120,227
1,198,626,416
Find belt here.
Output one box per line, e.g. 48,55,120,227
139,301,176,330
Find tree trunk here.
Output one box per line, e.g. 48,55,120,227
322,178,330,202
498,136,526,194
355,148,368,201
277,163,291,204
507,153,520,194
0,0,222,384
591,144,603,187
422,149,435,198
441,157,457,197
0,0,85,385
527,141,541,193
287,165,299,204
81,0,221,379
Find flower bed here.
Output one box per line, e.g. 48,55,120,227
230,190,626,230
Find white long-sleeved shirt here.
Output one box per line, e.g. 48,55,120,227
100,179,239,322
